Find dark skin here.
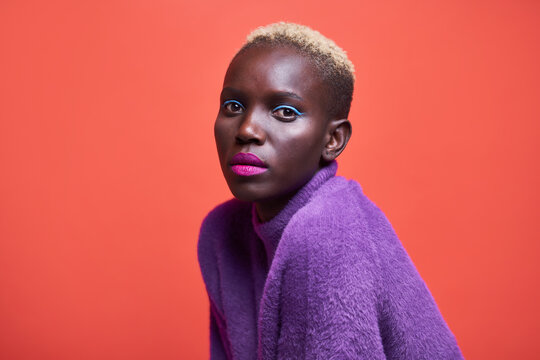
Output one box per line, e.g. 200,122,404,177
214,45,352,222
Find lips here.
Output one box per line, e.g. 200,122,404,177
230,153,268,176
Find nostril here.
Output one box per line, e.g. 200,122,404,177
235,133,264,145
235,134,249,144
235,116,265,145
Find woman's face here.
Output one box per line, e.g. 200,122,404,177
214,45,331,214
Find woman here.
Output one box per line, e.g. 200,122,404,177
197,22,463,359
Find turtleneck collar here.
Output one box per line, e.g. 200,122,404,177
251,160,338,268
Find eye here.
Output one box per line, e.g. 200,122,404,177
222,100,245,114
272,105,304,121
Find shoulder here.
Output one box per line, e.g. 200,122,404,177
280,176,413,286
197,198,252,267
199,198,251,237
284,176,399,255
278,178,382,283
197,199,252,306
285,176,438,301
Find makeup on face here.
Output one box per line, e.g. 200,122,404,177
214,45,331,219
220,98,305,123
230,152,268,176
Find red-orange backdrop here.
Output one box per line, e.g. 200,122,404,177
1,1,539,359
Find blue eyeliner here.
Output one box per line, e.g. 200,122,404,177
273,105,304,115
222,99,245,109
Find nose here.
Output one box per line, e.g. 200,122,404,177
235,108,266,145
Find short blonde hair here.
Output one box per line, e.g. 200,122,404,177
236,22,355,118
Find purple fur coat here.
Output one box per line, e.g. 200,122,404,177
197,161,463,359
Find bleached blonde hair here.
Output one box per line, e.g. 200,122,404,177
236,22,355,118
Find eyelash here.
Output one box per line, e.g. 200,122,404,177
222,100,245,111
221,100,304,120
272,105,304,116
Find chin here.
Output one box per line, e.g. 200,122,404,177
226,179,281,204
222,170,267,202
228,185,264,203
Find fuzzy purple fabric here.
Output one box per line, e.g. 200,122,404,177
197,161,463,359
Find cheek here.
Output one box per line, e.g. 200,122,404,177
277,127,323,160
214,119,232,153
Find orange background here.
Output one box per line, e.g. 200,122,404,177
1,1,539,359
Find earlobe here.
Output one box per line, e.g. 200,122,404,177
321,119,352,162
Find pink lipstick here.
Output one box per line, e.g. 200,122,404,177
230,153,268,176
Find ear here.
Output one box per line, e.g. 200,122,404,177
321,118,352,162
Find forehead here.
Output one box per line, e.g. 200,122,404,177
223,45,327,105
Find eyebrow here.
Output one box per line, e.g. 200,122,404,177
221,87,304,102
273,91,304,101
220,87,241,97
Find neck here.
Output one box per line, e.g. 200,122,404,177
254,189,299,222
253,162,334,222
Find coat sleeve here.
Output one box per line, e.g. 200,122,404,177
375,233,464,359
209,302,231,360
296,217,388,359
280,209,464,359
197,201,239,360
